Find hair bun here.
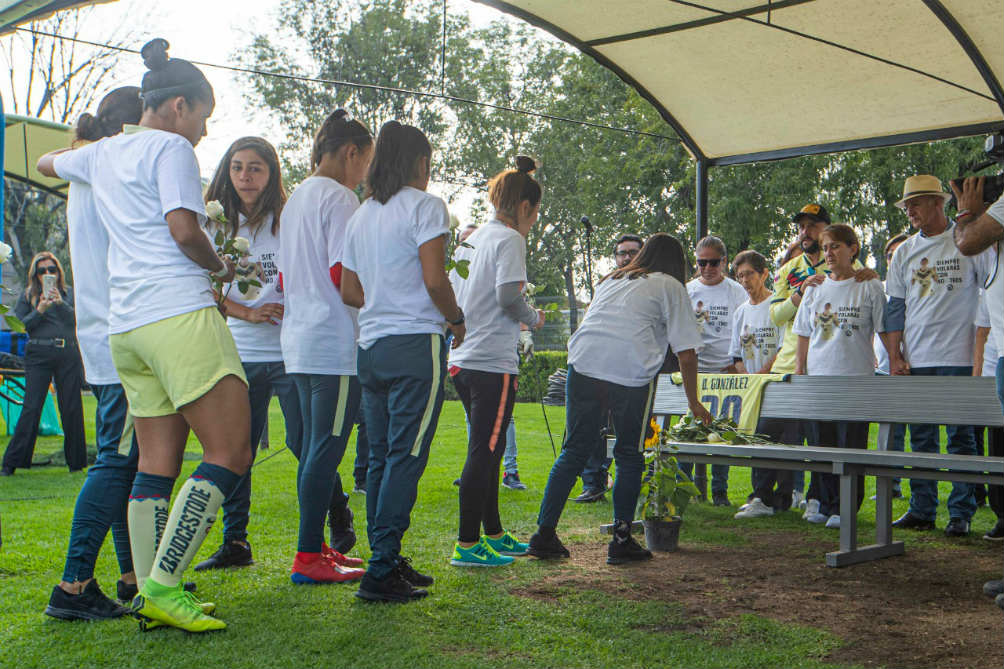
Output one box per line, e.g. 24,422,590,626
514,155,536,174
333,109,349,121
141,38,170,71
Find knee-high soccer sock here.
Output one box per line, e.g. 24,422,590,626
148,463,241,588
127,472,174,589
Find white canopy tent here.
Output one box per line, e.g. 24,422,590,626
474,0,1004,233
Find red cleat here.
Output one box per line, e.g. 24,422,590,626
290,552,364,584
322,543,365,568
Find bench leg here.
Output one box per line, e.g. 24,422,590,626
826,467,904,567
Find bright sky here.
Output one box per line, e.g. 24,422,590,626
3,0,527,210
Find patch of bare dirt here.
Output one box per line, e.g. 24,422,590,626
513,531,1004,668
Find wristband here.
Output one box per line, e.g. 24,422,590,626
211,264,229,279
954,209,972,223
448,308,465,326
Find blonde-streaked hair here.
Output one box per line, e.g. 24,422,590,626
26,252,67,305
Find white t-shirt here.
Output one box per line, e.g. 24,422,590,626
278,176,360,375
53,129,213,334
686,277,747,372
975,290,999,377
448,220,527,374
874,280,892,374
729,296,781,373
568,272,702,387
984,195,1004,359
222,213,282,363
792,276,886,376
65,181,118,385
342,187,451,350
886,224,994,367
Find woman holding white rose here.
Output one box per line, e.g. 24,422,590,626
279,109,372,584
193,137,303,572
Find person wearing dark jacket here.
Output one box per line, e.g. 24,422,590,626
1,252,86,475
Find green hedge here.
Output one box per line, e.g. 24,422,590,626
442,350,567,403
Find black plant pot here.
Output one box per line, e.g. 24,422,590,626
643,517,682,552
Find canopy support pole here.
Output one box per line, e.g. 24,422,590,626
696,159,709,239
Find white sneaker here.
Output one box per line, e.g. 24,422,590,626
824,514,841,529
805,511,828,524
801,498,820,520
734,497,774,519
792,490,807,510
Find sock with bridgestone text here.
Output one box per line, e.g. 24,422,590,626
127,472,175,589
147,463,241,588
613,520,632,544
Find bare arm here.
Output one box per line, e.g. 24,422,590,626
417,235,465,347
166,209,231,281
676,348,713,425
886,331,910,375
733,360,749,375
222,298,283,324
757,352,778,375
951,177,1004,256
974,326,990,377
36,148,70,178
795,335,809,375
340,268,364,309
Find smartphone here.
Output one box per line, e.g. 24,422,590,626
42,274,57,296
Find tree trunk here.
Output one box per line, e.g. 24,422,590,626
564,262,578,335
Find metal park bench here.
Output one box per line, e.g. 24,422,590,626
608,375,1004,567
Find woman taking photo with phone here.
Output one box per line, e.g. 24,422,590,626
1,252,86,476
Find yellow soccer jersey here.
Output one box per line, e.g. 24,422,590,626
671,373,787,433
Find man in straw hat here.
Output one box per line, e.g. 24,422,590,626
953,176,1004,608
886,175,995,537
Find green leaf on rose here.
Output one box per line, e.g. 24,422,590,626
454,259,470,279
214,230,225,247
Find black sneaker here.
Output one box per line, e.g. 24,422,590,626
572,489,605,503
395,556,434,587
527,530,570,559
712,492,731,507
45,580,129,621
116,580,196,603
892,512,935,531
355,571,428,603
997,593,1004,611
607,535,653,565
983,579,1004,598
983,519,1004,541
944,517,970,537
502,472,527,490
0,467,13,476
194,540,253,571
329,503,357,555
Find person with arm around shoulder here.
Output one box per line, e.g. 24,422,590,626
340,121,464,603
39,39,250,632
527,233,713,565
793,224,890,530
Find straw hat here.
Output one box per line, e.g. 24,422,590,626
895,175,951,209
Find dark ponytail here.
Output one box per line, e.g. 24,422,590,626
74,86,142,143
364,121,432,205
139,38,214,111
487,155,541,216
310,109,373,170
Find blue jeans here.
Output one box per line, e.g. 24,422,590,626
220,361,301,543
907,366,978,522
62,384,137,582
292,373,360,553
358,334,446,579
538,366,652,528
998,357,1004,412
466,416,518,474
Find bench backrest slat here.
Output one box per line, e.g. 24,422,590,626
652,375,1003,426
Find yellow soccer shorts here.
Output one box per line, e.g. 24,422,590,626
110,307,247,417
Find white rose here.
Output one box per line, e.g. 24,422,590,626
449,213,461,230
525,282,537,296
232,237,250,254
0,242,13,264
205,200,225,221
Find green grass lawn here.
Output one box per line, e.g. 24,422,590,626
0,397,999,668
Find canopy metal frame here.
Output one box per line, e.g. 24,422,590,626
475,0,1004,238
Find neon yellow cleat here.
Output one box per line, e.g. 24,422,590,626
131,580,225,633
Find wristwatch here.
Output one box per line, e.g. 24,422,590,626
448,308,465,326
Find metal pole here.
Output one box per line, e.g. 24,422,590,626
695,158,709,239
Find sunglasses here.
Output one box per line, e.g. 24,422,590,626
36,266,58,275
696,258,723,268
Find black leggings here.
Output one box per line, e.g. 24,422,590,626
813,420,870,517
453,368,517,543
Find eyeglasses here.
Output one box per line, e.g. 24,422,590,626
614,249,639,258
696,258,723,268
36,266,58,275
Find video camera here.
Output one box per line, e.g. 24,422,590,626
950,133,1004,207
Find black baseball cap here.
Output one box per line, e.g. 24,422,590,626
791,203,830,224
